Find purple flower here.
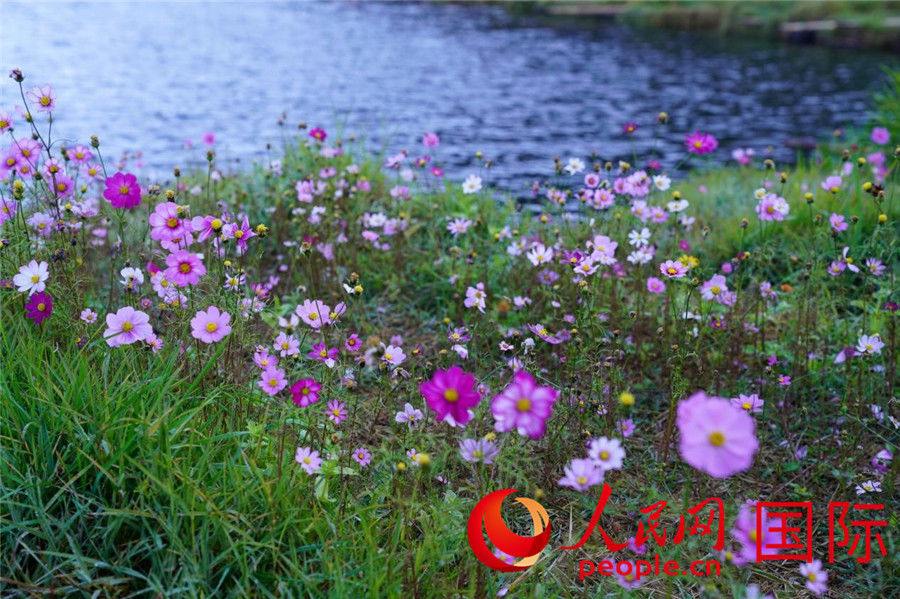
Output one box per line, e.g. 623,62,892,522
103,172,142,209
459,438,499,464
24,291,52,324
490,370,558,439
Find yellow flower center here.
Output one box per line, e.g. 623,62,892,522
808,573,816,582
711,285,720,295
40,96,51,106
576,476,587,485
444,388,459,402
709,431,725,447
308,312,318,320
206,322,218,332
119,185,130,195
211,218,222,230
667,267,677,274
31,275,39,283
320,350,328,357
37,303,46,311
742,402,751,410
179,263,191,273
122,321,134,332
281,342,289,350
234,229,244,238
473,449,483,458
167,217,179,228
301,388,310,395
749,530,758,543
516,398,532,412
600,451,610,460
268,378,277,387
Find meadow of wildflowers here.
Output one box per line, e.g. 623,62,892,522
1,68,897,597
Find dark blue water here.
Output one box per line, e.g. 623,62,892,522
1,1,895,191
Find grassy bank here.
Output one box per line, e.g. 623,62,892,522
500,1,900,51
1,71,898,597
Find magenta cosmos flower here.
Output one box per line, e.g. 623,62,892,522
190,306,232,343
309,127,327,142
678,391,758,478
25,291,52,324
291,378,322,407
420,365,481,426
491,370,558,439
104,306,152,347
165,250,206,286
685,131,718,155
103,172,142,209
352,447,372,467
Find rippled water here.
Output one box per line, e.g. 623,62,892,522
2,1,896,191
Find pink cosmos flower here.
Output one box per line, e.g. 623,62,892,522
659,260,687,278
202,132,215,146
829,213,848,232
253,349,279,369
291,378,322,407
731,393,764,414
50,173,75,199
344,333,361,352
309,127,327,142
104,306,153,347
422,132,440,147
395,403,424,427
190,306,232,343
382,344,406,366
870,126,889,145
308,342,339,367
491,370,558,439
685,131,718,155
258,367,287,396
646,277,666,293
25,291,52,324
588,436,625,471
821,175,842,193
103,172,142,209
224,216,255,254
755,193,789,221
191,214,225,243
296,299,329,329
165,250,206,286
420,365,481,426
295,446,322,474
352,447,372,466
326,399,348,424
149,202,187,242
464,282,487,313
274,332,300,357
459,438,499,464
799,560,828,596
558,458,603,492
80,308,98,324
26,84,55,112
678,392,758,478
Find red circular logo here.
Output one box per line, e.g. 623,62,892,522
467,489,551,572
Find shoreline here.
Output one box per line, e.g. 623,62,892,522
446,1,900,52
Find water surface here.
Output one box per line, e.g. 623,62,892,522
1,1,895,191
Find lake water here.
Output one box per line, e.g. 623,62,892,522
2,1,896,192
